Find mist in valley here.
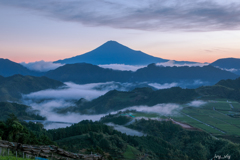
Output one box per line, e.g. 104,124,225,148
22,81,207,130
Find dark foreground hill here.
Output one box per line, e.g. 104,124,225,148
1,112,240,159
0,75,64,101
0,58,43,77
45,63,239,86
41,118,240,159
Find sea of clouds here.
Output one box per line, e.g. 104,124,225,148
22,81,207,130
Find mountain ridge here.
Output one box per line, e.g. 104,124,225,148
45,63,239,86
211,58,240,75
0,58,44,77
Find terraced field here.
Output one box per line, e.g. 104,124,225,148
131,100,240,137
173,100,240,136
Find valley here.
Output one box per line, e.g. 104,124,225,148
1,42,240,160
2,1,240,159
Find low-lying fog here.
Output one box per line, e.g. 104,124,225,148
22,81,207,131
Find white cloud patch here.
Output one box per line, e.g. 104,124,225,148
225,68,239,72
23,82,112,101
117,104,181,116
148,82,178,89
98,64,146,71
156,60,208,67
20,60,64,72
187,100,207,107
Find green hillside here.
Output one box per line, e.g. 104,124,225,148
0,74,64,101
196,77,240,101
0,102,45,121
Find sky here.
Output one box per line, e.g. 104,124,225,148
0,0,240,63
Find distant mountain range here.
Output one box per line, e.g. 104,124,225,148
210,58,240,75
1,41,240,88
45,63,238,86
0,58,44,77
0,75,64,102
1,57,239,92
54,41,196,65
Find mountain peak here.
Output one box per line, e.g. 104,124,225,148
54,41,168,65
104,40,121,45
95,40,132,52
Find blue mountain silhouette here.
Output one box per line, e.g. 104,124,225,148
55,41,169,65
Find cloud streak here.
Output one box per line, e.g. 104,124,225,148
148,82,178,89
117,104,181,116
215,66,240,73
156,60,208,67
1,0,240,31
99,64,146,71
187,100,207,107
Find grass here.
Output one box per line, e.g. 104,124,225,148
172,100,240,136
123,145,140,160
0,156,33,160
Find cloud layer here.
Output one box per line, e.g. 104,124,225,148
23,82,112,101
21,60,64,72
1,0,240,31
98,61,208,71
156,60,208,67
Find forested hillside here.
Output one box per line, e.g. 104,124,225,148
0,75,64,101
0,102,45,121
196,77,240,101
